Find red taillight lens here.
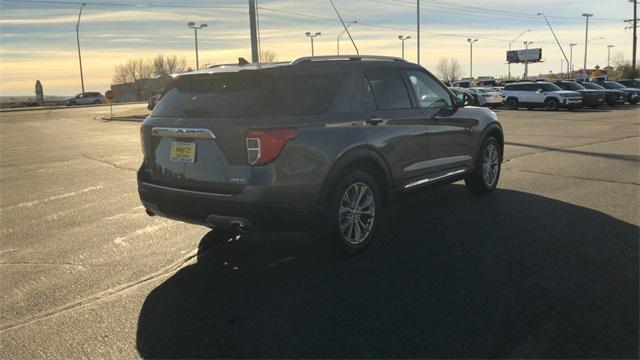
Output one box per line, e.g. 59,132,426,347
245,128,297,165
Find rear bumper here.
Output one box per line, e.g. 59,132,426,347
138,181,323,231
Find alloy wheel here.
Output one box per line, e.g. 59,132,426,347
482,144,499,187
338,182,376,245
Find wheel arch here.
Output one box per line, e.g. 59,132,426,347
477,123,504,162
318,146,393,207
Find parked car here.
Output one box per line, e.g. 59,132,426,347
579,81,626,106
592,80,640,104
615,79,640,88
467,87,504,108
551,80,605,108
138,55,504,254
476,80,497,87
502,82,582,111
65,92,104,106
451,80,472,88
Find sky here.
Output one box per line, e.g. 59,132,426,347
0,0,635,96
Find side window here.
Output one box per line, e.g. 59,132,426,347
406,69,452,109
360,77,376,110
364,69,411,110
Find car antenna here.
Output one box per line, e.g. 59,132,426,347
328,0,359,55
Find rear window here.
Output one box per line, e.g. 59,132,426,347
152,69,343,117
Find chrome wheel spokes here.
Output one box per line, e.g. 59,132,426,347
482,144,499,187
338,182,375,245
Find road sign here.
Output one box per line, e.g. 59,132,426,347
105,90,114,100
507,48,542,63
105,90,114,119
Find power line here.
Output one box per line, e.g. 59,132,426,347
0,0,244,10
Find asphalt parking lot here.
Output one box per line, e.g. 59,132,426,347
0,104,638,358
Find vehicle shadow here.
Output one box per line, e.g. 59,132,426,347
136,184,638,359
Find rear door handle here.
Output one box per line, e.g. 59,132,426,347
366,116,383,125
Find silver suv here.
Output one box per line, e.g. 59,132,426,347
138,56,504,254
502,82,582,111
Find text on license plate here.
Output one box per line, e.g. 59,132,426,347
170,142,196,163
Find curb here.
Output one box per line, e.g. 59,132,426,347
0,101,146,113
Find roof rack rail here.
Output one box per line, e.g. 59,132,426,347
290,55,405,65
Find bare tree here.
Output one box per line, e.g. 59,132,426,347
259,49,278,63
113,58,153,100
436,57,461,83
152,54,187,77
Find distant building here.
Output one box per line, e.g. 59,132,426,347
110,76,170,102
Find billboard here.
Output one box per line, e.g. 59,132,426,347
507,48,542,63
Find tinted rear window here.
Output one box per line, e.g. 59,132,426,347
152,69,343,117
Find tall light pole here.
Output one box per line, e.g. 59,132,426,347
523,41,534,79
305,32,321,56
337,21,356,55
75,3,86,95
607,44,615,76
467,38,478,78
582,13,593,72
188,22,207,70
508,29,531,79
569,43,578,78
416,0,420,64
398,35,411,59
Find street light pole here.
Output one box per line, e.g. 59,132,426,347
582,13,593,72
607,44,615,77
398,35,411,59
416,0,420,64
569,43,577,79
523,41,534,79
75,3,86,95
508,29,531,79
467,38,478,78
188,22,208,70
305,32,321,56
337,21,356,55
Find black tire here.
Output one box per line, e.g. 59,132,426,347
67,101,76,106
506,98,518,110
545,98,559,111
93,100,101,104
465,137,501,194
326,170,383,255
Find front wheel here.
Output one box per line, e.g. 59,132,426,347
465,137,501,194
545,98,559,111
506,98,518,110
326,170,383,255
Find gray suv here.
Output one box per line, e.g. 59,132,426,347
138,56,504,254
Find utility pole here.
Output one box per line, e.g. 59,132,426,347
626,0,638,70
508,29,531,79
416,0,420,64
523,41,534,79
467,38,478,78
582,13,593,72
337,21,356,55
75,3,86,95
305,32,321,56
537,13,570,79
569,43,577,79
249,0,259,63
188,22,208,69
398,35,411,59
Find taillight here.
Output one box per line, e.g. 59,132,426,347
139,126,145,156
245,128,297,165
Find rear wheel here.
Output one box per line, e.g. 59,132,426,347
326,170,383,255
545,98,559,111
465,137,501,194
506,98,518,110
